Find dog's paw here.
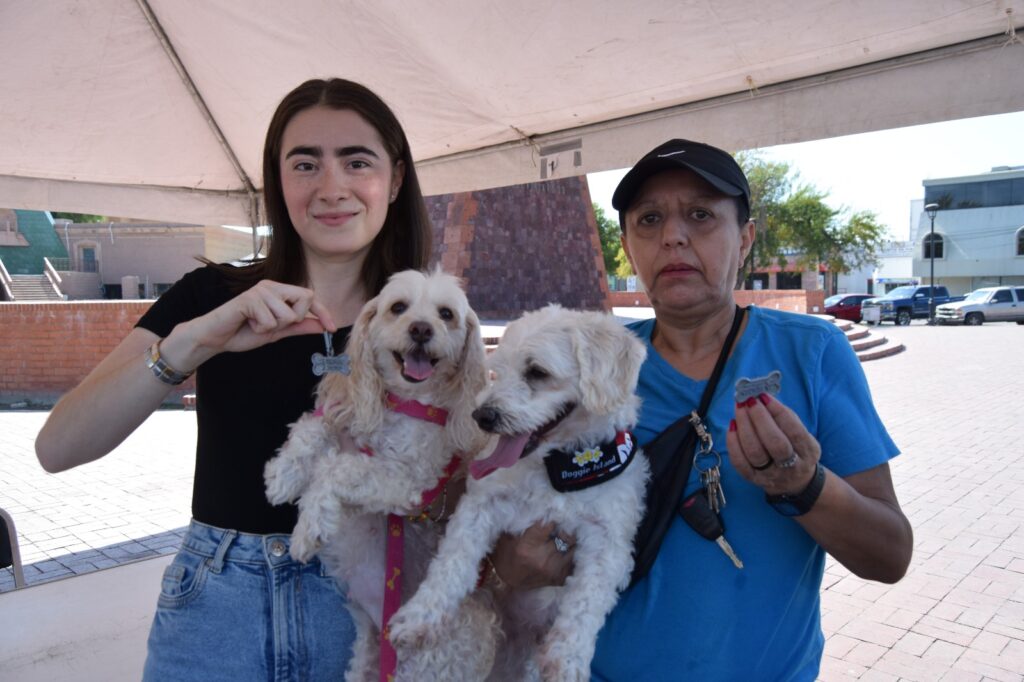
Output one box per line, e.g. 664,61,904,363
539,640,590,682
288,516,321,563
289,532,320,563
388,600,444,650
264,455,305,505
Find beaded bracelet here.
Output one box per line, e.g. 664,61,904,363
144,340,194,386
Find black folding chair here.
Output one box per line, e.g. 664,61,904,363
1,507,26,588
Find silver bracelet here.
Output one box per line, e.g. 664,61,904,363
144,340,194,386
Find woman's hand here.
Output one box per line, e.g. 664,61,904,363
727,392,912,582
165,280,338,370
488,522,575,590
726,392,820,495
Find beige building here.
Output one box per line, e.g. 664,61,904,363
54,220,263,299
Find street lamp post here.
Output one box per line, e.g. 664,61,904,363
925,203,939,325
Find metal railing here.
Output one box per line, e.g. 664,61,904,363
42,258,66,299
47,257,98,273
0,259,13,301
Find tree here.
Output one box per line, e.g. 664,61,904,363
736,152,793,286
593,203,632,278
735,154,888,290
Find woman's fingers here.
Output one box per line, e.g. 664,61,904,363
729,393,820,492
490,522,575,589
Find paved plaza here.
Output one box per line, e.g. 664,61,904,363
1,319,1023,680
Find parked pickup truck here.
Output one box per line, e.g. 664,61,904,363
862,285,964,325
935,286,1024,325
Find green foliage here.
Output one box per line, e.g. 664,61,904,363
735,153,888,288
51,212,106,223
593,203,632,277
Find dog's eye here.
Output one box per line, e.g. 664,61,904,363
525,365,549,382
438,307,454,321
390,301,407,315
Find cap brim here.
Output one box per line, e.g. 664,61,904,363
612,158,745,212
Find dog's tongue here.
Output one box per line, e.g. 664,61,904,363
469,433,531,479
403,348,434,381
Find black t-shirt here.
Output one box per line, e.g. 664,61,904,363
136,265,351,534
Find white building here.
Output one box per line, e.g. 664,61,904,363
912,166,1024,296
834,241,916,296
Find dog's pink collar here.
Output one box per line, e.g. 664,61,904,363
384,391,449,426
312,394,448,427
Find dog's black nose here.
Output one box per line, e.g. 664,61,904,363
472,406,500,432
409,321,433,344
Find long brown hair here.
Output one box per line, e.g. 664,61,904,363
215,79,432,295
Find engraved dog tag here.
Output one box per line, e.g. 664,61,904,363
734,370,782,403
312,331,350,376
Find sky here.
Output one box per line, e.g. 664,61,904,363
587,110,1024,242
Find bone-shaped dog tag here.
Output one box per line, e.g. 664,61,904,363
311,331,350,376
734,370,782,403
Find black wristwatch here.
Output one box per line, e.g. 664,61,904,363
766,462,826,517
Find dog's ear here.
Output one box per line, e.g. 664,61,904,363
346,296,386,433
446,306,488,454
574,314,647,415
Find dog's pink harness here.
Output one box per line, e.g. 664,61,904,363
315,392,456,681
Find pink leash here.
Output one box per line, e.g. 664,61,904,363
311,392,455,681
379,454,460,682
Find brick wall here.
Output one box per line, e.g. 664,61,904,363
608,289,826,313
426,176,610,319
0,301,194,404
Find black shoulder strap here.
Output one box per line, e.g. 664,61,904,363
629,305,746,586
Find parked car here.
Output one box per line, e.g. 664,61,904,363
824,293,875,322
935,286,1024,325
870,285,965,325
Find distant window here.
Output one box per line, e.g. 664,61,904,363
923,234,944,259
78,245,98,272
992,289,1013,304
1015,288,1024,302
1017,227,1024,257
776,272,803,290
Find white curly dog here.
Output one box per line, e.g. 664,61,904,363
264,268,498,682
390,304,650,682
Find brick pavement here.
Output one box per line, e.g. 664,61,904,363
818,321,1024,681
1,318,1022,680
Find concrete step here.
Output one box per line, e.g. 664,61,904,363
815,314,905,362
7,274,62,301
851,335,887,352
855,338,906,362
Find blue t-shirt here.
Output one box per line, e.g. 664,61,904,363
591,306,899,682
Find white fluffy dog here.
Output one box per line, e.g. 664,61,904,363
389,305,649,682
264,268,497,682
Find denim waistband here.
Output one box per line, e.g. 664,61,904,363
180,519,311,571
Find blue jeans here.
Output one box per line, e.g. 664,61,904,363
143,519,355,681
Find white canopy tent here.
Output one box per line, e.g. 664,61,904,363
1,0,1022,228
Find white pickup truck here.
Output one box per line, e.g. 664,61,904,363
935,286,1024,325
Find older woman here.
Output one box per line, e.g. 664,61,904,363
590,139,913,681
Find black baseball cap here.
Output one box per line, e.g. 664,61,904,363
612,139,751,227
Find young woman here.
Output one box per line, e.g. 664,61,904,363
35,78,433,680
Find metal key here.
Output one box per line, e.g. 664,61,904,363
679,491,744,569
697,455,726,514
689,410,726,513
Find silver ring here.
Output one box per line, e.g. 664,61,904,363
778,454,798,468
751,458,773,471
552,536,570,554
